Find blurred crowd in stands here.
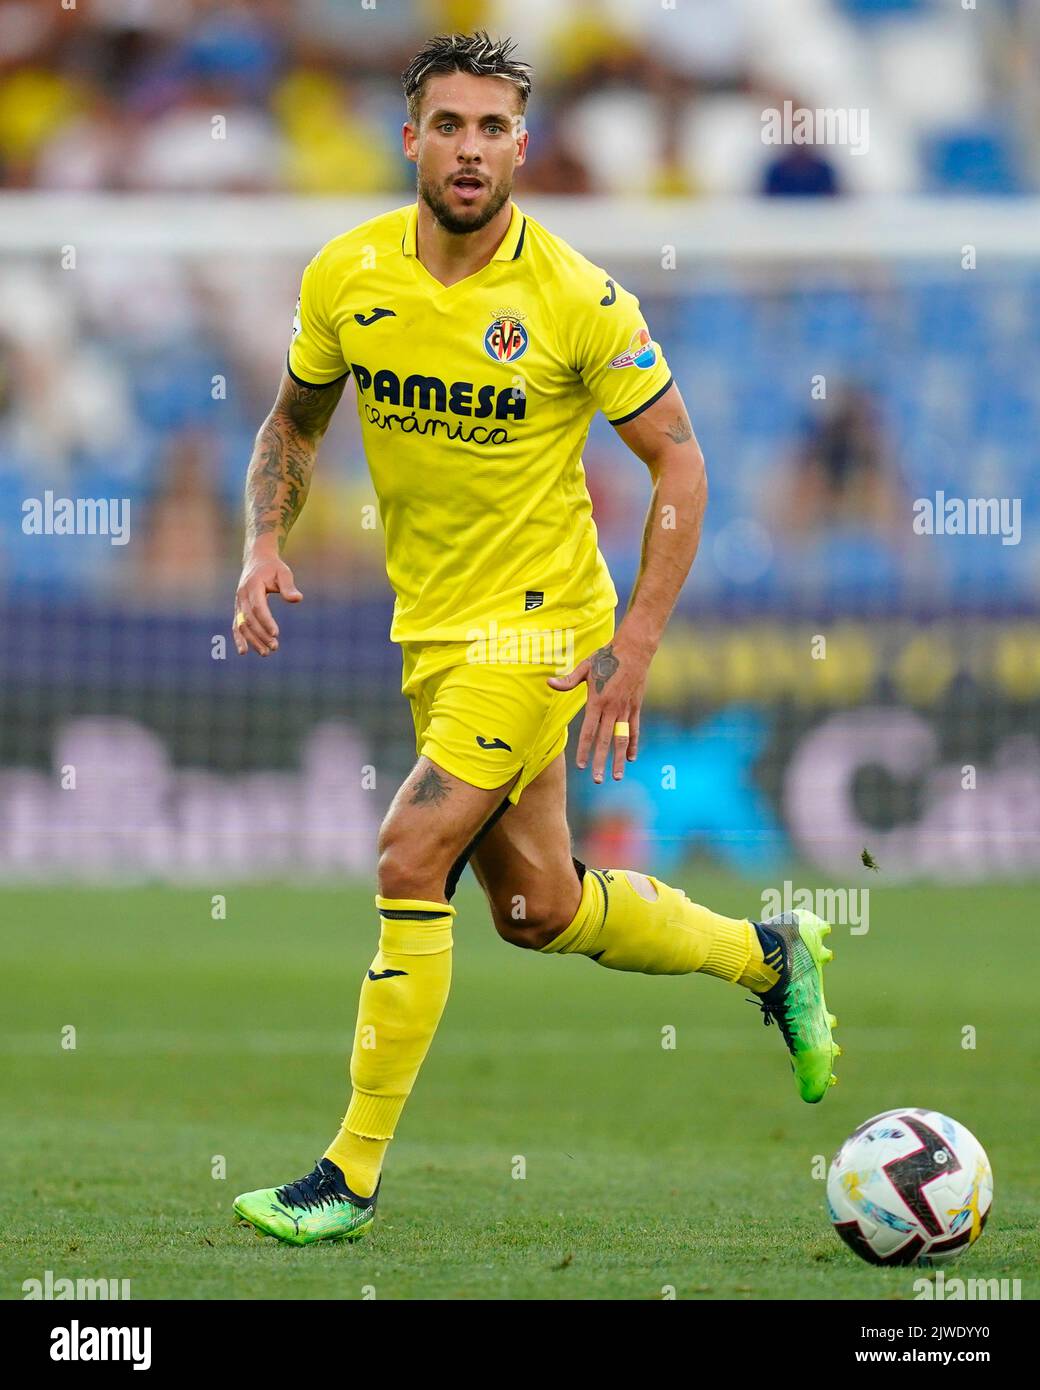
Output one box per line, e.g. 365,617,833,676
3,253,1036,610
0,0,1037,613
0,0,1037,197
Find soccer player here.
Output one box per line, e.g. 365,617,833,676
231,31,840,1246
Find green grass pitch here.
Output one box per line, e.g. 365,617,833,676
3,875,1037,1300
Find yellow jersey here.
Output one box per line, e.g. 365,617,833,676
288,200,673,644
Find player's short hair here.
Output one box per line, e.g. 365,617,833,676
402,30,532,124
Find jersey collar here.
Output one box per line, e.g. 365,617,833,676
402,200,527,262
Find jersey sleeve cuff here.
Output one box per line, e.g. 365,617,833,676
286,352,351,390
608,375,674,427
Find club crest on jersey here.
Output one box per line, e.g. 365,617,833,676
484,316,529,363
609,327,657,371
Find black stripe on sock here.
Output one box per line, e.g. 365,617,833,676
378,908,451,921
589,868,610,930
754,922,784,961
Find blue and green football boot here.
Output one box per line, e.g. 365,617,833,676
233,1158,377,1245
751,910,841,1103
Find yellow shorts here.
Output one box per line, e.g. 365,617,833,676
400,611,615,806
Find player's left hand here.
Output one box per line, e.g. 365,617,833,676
547,633,651,783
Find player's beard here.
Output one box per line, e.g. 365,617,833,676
418,169,512,236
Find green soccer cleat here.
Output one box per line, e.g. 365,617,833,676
751,910,841,1104
233,1157,377,1246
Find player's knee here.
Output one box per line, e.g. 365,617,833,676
377,824,450,902
490,898,569,951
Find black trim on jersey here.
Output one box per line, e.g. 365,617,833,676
607,374,674,427
512,216,527,259
400,212,524,261
285,352,350,390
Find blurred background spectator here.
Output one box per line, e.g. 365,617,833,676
0,0,1035,197
777,386,904,537
763,143,841,197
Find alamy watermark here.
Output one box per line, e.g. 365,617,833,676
761,881,869,934
761,101,869,156
24,1270,131,1299
465,620,575,673
50,1321,151,1370
22,491,130,546
912,493,1020,546
914,1270,1021,1301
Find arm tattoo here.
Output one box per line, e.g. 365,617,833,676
243,375,346,553
590,643,620,694
409,765,451,806
666,412,693,445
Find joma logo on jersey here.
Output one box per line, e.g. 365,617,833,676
484,317,529,363
349,364,526,419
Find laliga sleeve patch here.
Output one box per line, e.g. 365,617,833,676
609,328,658,371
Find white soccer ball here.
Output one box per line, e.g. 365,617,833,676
827,1108,993,1266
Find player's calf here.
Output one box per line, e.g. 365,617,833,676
487,894,575,950
536,865,841,1102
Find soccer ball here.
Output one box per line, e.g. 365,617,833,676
827,1108,993,1266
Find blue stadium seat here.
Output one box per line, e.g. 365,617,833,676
785,289,882,360
923,128,1023,196
837,0,923,14
128,346,233,432
682,290,764,356
907,282,988,352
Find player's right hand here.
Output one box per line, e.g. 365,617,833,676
233,551,302,656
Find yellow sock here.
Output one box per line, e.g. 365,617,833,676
324,895,454,1199
324,1130,387,1200
541,868,780,990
